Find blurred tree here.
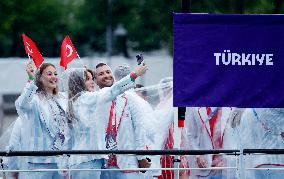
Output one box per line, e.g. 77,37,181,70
70,0,107,55
0,0,283,57
0,0,68,57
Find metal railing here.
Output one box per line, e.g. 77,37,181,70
1,149,284,179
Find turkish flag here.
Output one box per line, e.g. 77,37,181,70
22,34,44,68
60,35,78,69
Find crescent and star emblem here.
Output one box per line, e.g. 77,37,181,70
66,44,73,57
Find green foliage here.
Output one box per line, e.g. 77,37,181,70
0,0,67,57
0,0,283,57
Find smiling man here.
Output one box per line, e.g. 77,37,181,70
95,63,115,88
94,63,153,179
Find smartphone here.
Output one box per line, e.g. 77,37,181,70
136,54,144,65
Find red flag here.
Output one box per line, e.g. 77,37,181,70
60,35,78,69
22,34,44,68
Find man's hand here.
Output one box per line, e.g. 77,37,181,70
135,64,148,77
11,172,19,179
138,158,151,173
212,157,225,167
196,156,208,168
138,158,151,168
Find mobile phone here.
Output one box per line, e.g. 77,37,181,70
136,54,144,65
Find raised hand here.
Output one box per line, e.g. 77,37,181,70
135,64,148,77
26,61,36,78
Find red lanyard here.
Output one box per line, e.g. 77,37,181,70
106,96,128,136
198,107,231,149
106,101,116,135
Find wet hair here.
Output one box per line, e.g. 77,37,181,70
68,69,90,121
68,70,87,101
86,68,94,80
35,63,58,95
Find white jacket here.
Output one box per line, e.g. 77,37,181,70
69,74,135,166
184,107,232,178
15,82,70,164
3,117,24,170
240,108,284,167
112,91,150,169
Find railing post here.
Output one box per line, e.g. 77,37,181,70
236,152,240,179
239,149,246,179
173,107,180,179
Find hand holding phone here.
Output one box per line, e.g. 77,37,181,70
136,54,145,65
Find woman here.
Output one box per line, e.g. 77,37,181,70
66,64,147,179
15,61,70,179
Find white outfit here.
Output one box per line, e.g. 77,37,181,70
69,74,135,178
183,107,233,179
222,108,245,179
2,117,26,179
116,92,152,167
239,108,284,179
4,117,23,169
15,82,70,179
103,91,156,178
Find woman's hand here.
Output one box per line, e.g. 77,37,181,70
26,61,36,79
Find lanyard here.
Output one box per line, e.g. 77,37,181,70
198,107,231,149
106,96,128,138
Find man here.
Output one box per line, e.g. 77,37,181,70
95,63,153,179
184,107,233,179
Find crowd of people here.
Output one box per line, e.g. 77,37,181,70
180,107,284,179
0,60,283,179
1,60,175,179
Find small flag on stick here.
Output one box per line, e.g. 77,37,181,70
22,34,44,68
60,35,78,69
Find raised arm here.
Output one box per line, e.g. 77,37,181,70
97,64,148,103
15,61,37,117
79,64,148,106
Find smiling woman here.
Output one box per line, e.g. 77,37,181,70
65,64,147,179
12,61,71,179
34,63,59,95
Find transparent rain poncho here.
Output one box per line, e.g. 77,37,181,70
238,108,284,178
181,107,284,179
0,67,71,174
114,65,174,150
133,79,174,149
61,68,87,121
132,78,174,178
1,64,284,178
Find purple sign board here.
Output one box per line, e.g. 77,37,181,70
174,14,284,107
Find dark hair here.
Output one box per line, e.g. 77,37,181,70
35,63,58,95
95,62,107,69
135,84,144,89
86,68,94,80
94,63,107,79
68,70,87,101
135,84,148,98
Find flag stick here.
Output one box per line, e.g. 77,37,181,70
76,53,87,68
